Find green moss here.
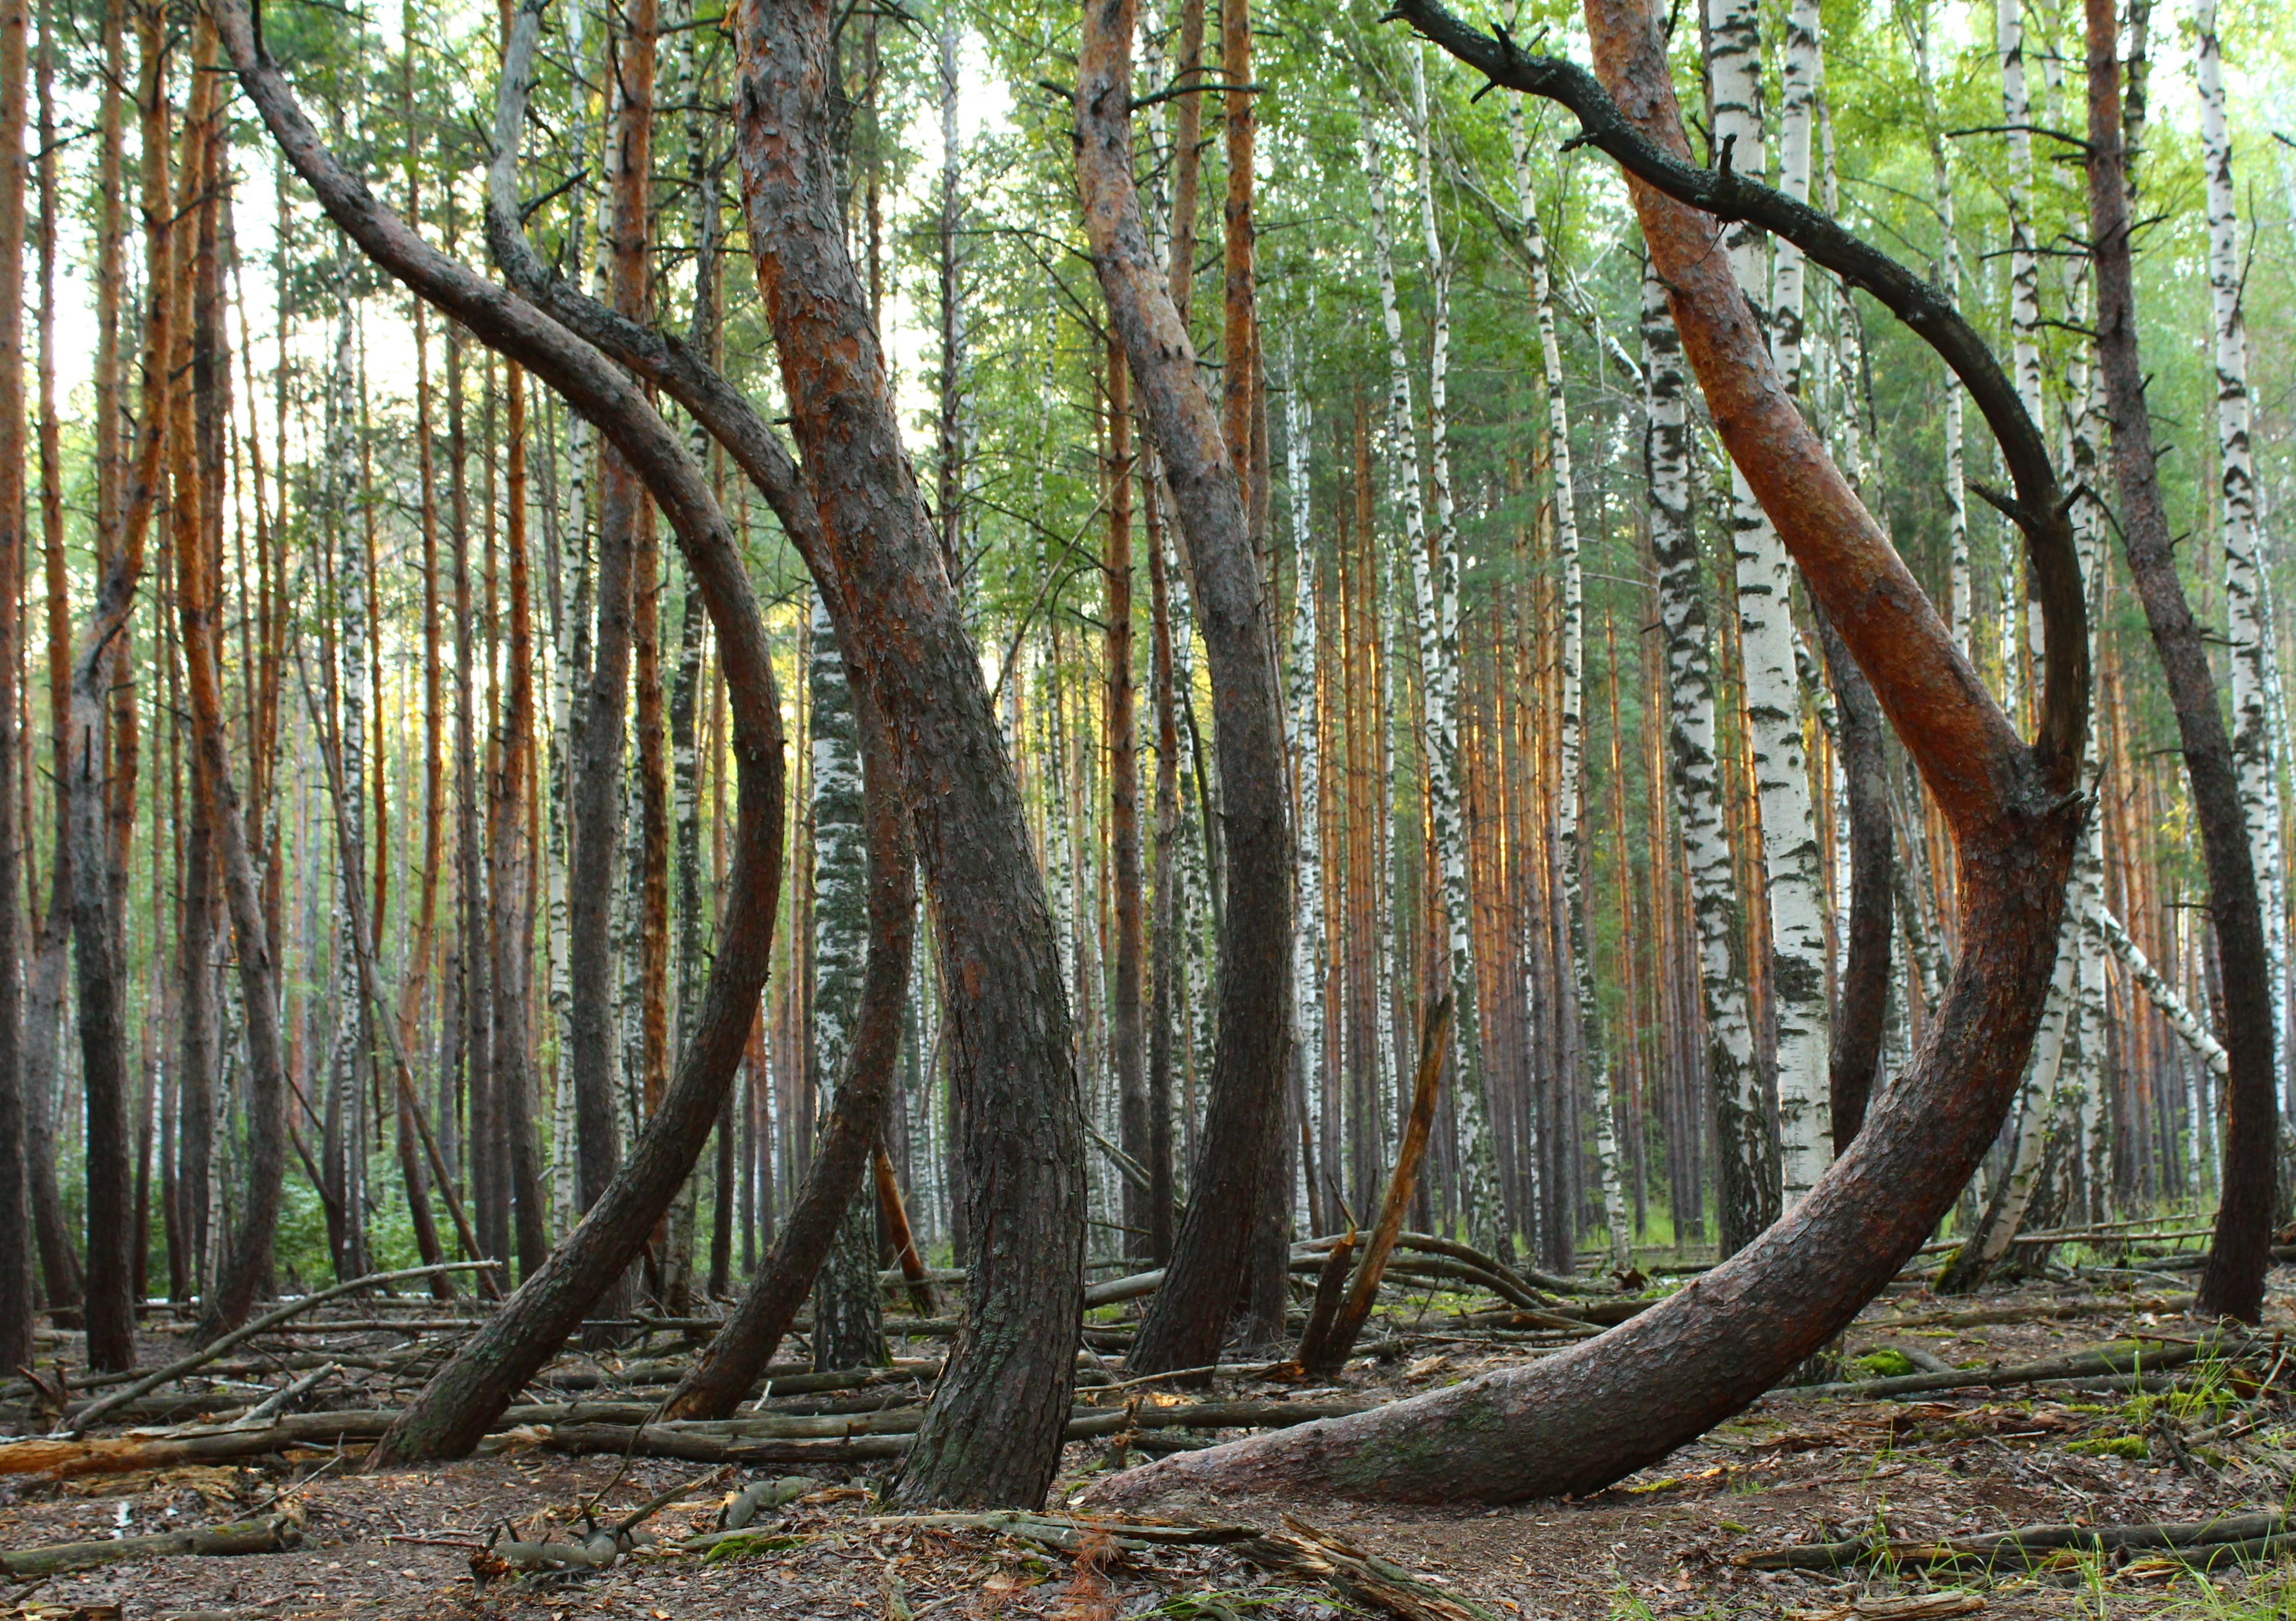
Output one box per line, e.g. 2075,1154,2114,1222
2068,1435,2149,1460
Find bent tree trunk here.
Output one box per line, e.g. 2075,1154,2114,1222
1074,0,1296,1378
664,674,915,1419
1818,607,1891,1148
2082,0,2276,1325
206,0,789,1465
1089,0,2087,1507
733,0,1085,1510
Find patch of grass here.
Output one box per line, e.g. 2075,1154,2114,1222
2067,1434,2149,1460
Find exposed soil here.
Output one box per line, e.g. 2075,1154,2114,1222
7,1270,2291,1621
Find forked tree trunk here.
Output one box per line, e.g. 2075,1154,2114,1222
1089,0,2087,1506
2082,0,2276,1323
1078,0,1295,1378
663,674,915,1419
733,0,1085,1510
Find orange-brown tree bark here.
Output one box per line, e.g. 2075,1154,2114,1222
732,0,1085,1508
1089,0,2088,1505
1076,0,1296,1378
0,0,29,1370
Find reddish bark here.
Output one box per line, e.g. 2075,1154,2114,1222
1087,0,2086,1506
1075,0,1296,1379
731,0,1084,1509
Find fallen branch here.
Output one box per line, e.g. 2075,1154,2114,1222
67,1263,500,1433
1775,1335,2228,1401
1,1513,303,1577
1739,1509,2289,1570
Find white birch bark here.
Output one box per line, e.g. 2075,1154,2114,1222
1708,0,1829,1211
2199,0,2288,1110
808,593,883,1368
1643,261,1765,1248
1283,339,1326,1229
1510,92,1624,1267
1773,0,1819,396
2093,900,2231,1079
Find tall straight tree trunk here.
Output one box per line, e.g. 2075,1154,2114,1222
1642,260,1762,1253
1403,45,1496,1246
1081,0,1296,1377
1708,0,1827,1218
75,0,182,1370
0,0,29,1368
1900,0,1969,654
1512,85,1625,1268
1107,343,1149,1262
571,0,655,1327
1146,489,1182,1265
1283,343,1324,1253
2083,0,2276,1322
23,0,78,1323
807,597,886,1370
168,74,221,1301
496,364,548,1279
2197,0,2286,1106
395,8,450,1295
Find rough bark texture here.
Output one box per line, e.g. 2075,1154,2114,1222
0,0,30,1371
210,0,788,1463
1076,0,1295,1378
732,0,1084,1510
1087,0,2086,1506
2082,0,2276,1323
663,677,915,1420
1819,608,1891,1148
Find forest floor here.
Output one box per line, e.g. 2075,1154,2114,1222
6,1266,2293,1621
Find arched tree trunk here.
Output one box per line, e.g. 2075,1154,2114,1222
664,673,915,1419
1088,0,2089,1507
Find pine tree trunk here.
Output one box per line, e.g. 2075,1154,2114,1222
0,0,29,1367
732,0,1085,1508
1081,0,1295,1378
75,0,180,1370
1084,0,2087,1505
2082,0,2276,1320
1107,345,1149,1264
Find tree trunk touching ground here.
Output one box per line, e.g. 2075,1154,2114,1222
210,0,789,1462
1076,0,1295,1377
2196,0,2286,1103
0,0,29,1372
1640,259,1762,1256
806,598,887,1373
1088,0,2088,1506
733,0,1085,1509
2082,0,2276,1324
1708,0,1828,1222
664,674,915,1420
